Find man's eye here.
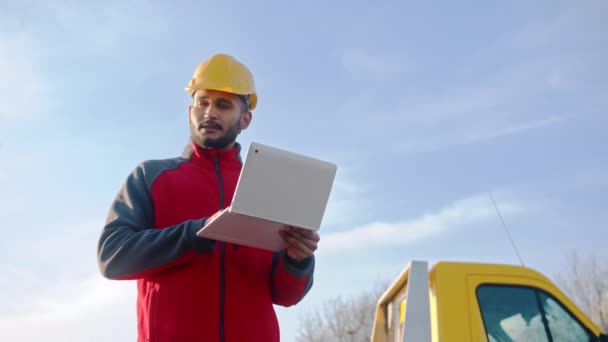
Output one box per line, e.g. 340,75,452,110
218,102,231,109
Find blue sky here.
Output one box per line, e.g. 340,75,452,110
1,0,607,340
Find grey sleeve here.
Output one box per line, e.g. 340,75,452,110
97,163,215,280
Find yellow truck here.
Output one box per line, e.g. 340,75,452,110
371,261,607,341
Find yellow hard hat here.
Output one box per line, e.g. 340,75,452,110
185,53,258,110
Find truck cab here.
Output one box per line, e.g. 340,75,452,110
371,261,607,341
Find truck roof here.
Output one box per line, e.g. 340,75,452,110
430,261,554,285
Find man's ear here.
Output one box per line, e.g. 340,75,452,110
188,105,195,122
240,111,252,130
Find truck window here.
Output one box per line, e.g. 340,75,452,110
477,285,596,342
388,287,408,342
538,292,594,341
477,286,550,341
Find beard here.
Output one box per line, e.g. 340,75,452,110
190,118,241,149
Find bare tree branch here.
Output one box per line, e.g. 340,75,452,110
557,251,608,332
296,282,388,342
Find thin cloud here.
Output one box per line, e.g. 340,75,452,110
465,115,570,143
393,115,570,155
322,172,370,227
321,193,526,251
343,51,584,156
0,272,136,341
0,218,133,340
401,54,582,125
336,5,600,157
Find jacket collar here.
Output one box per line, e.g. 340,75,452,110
182,140,242,163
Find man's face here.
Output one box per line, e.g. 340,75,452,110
189,89,252,149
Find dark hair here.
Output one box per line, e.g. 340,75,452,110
236,94,250,112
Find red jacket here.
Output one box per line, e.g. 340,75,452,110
97,142,314,342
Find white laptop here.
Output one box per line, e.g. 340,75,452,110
196,142,337,251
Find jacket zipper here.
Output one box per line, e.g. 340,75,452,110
214,155,226,342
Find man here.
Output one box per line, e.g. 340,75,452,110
97,53,319,342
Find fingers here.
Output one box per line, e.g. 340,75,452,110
279,226,320,261
285,227,319,249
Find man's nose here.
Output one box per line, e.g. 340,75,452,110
203,105,219,120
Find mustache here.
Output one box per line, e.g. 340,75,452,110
199,121,223,130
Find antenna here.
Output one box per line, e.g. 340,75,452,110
488,191,525,267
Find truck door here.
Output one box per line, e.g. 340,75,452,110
467,275,600,342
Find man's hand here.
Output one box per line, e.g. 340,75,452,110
278,226,320,262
